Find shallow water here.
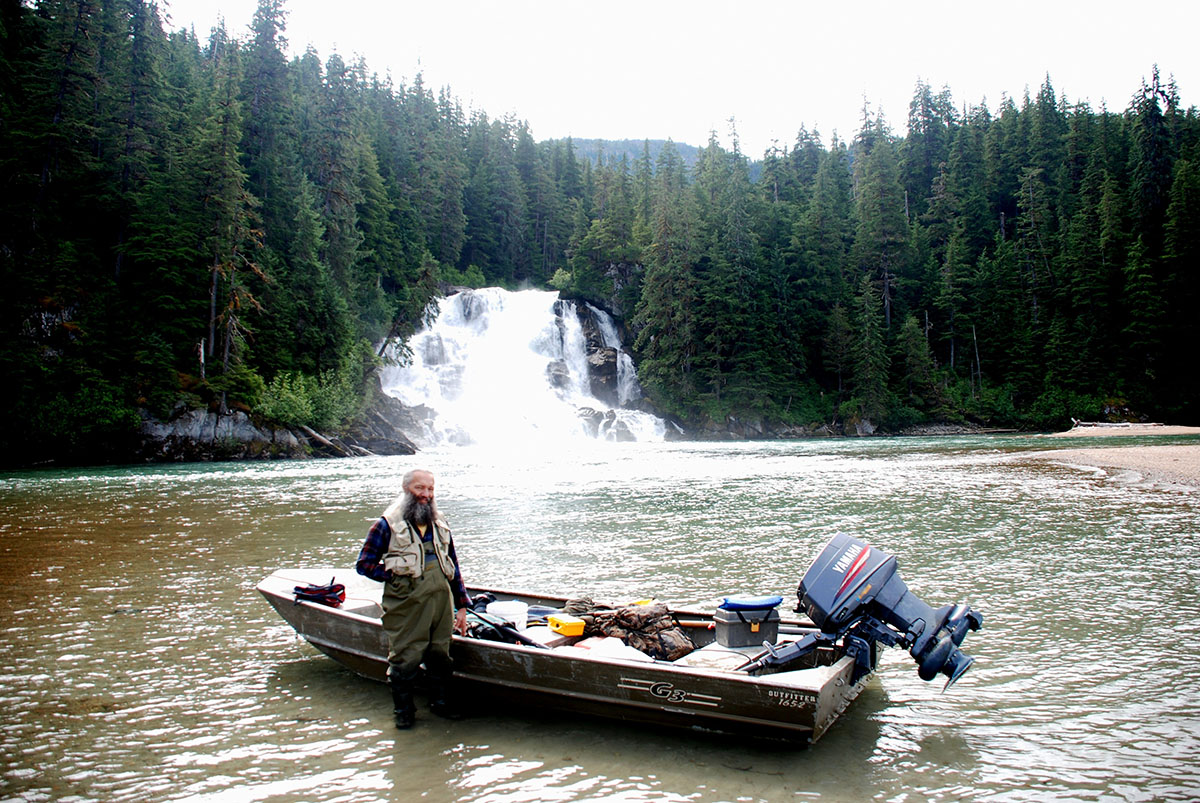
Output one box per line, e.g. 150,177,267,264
2,434,1198,802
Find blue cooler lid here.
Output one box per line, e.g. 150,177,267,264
718,594,783,611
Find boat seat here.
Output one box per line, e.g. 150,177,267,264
521,625,578,648
674,637,797,671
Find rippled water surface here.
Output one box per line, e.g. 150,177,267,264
2,435,1198,802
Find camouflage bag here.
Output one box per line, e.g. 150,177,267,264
564,598,695,661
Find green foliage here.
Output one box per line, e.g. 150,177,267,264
309,370,359,429
36,381,142,457
440,262,487,288
1024,387,1106,431
205,364,266,409
255,369,356,430
785,383,837,428
848,273,890,422
943,377,1018,427
895,313,941,412
548,268,572,291
255,339,373,430
881,400,925,431
255,371,314,427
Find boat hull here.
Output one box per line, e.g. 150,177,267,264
257,569,872,743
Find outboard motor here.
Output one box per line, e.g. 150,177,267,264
741,533,982,688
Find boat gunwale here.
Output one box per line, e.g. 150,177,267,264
256,570,817,629
257,572,852,689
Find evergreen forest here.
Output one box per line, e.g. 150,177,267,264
2,0,1198,466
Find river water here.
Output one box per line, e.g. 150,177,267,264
2,434,1198,802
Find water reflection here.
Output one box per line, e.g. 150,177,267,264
1,435,1198,801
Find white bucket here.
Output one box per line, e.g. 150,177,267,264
485,600,529,631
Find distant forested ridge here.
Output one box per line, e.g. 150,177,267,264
557,138,702,170
1,0,1197,466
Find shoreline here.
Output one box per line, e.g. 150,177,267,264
1027,424,1200,489
1046,424,1200,438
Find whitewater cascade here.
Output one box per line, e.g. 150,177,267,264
379,288,666,447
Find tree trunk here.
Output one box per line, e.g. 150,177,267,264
208,261,220,359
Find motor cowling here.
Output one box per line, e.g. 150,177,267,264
797,533,983,687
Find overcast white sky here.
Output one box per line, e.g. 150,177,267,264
162,0,1199,157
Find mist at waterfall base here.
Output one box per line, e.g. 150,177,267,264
380,288,666,448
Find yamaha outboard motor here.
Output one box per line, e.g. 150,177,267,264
741,533,982,688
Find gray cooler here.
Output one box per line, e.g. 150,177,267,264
714,604,781,647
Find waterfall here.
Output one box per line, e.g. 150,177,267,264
379,288,666,447
592,311,644,407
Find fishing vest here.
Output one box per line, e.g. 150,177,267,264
380,498,456,584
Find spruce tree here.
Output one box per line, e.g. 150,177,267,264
849,272,890,424
192,26,263,403
631,142,701,417
851,126,908,328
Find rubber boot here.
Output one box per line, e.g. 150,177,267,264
425,657,462,720
389,668,418,730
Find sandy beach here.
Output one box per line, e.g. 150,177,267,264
1029,424,1200,489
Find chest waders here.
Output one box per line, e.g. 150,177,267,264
381,529,459,727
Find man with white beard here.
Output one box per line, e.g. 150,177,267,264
356,469,470,729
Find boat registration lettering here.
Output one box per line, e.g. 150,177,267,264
768,689,816,709
618,677,721,708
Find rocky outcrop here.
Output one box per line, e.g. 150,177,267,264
546,359,572,392
134,375,421,463
585,347,620,406
564,300,639,408
576,407,638,441
851,418,877,436
136,408,315,461
689,415,836,440
687,416,998,440
339,384,421,456
894,422,990,436
573,302,612,351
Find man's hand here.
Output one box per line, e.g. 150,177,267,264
454,607,468,635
